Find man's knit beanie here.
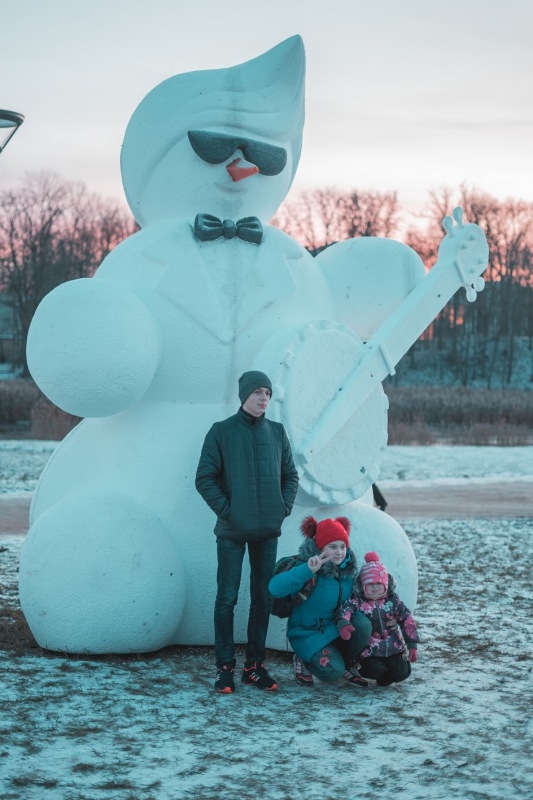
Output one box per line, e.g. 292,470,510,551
238,371,272,404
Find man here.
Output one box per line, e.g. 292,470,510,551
195,370,299,693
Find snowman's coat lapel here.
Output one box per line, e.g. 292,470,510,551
152,222,300,341
234,226,298,330
151,223,230,340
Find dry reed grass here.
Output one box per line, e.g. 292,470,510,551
1,520,531,800
386,386,533,445
29,396,81,440
0,380,531,444
0,380,39,426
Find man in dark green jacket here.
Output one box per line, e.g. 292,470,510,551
195,370,299,694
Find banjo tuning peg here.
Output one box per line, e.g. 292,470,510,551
452,207,464,226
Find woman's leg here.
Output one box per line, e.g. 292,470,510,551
307,644,346,683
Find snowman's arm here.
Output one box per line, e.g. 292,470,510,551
195,424,231,521
27,277,161,418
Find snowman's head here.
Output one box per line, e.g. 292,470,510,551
121,36,305,227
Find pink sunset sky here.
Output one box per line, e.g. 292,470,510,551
2,0,532,220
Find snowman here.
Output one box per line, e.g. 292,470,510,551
20,36,488,654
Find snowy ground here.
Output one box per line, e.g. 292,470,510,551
1,440,533,495
1,442,532,800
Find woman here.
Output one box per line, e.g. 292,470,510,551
269,516,371,687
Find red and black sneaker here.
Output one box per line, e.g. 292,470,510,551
214,662,236,693
293,654,314,687
342,666,369,688
241,661,278,691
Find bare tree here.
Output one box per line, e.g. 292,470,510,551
341,189,398,240
403,185,533,387
0,172,136,373
272,187,399,253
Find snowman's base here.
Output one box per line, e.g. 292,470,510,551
19,490,185,654
19,487,417,655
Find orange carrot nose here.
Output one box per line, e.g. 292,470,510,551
227,157,259,182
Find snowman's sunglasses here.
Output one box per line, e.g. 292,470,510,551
188,130,287,176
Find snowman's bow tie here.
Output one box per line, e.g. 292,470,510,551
194,213,263,244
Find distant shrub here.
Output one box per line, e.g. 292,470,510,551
386,386,533,426
30,396,81,440
0,379,81,439
388,421,437,445
0,380,40,424
1,378,531,444
386,386,533,444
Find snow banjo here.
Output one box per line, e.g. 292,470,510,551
256,208,489,504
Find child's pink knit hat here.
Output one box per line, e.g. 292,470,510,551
359,552,388,587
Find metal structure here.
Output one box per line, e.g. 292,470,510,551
0,109,24,153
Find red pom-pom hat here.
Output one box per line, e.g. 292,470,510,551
301,516,350,550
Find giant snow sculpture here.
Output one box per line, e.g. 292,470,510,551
20,36,489,653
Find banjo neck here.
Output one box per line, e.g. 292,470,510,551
300,207,489,464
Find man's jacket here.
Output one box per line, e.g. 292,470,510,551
195,407,299,542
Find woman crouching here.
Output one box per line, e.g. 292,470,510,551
269,516,371,687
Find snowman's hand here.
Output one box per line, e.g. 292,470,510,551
27,278,161,417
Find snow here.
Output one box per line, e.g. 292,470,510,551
379,444,533,486
0,440,56,496
1,442,532,799
2,439,533,495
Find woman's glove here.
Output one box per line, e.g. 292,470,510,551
408,648,418,663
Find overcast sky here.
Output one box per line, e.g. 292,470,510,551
2,0,532,219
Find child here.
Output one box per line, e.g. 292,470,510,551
336,551,419,686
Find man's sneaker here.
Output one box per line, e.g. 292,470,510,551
214,662,236,693
342,667,369,688
293,654,313,687
241,661,278,691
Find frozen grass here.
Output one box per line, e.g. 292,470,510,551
1,518,532,800
2,440,532,496
1,443,532,798
0,440,57,495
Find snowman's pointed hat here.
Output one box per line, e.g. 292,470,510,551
121,36,305,208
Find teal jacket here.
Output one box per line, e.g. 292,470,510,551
195,407,299,542
269,539,358,662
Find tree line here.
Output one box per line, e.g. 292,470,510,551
0,172,136,372
274,185,533,388
1,173,532,387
